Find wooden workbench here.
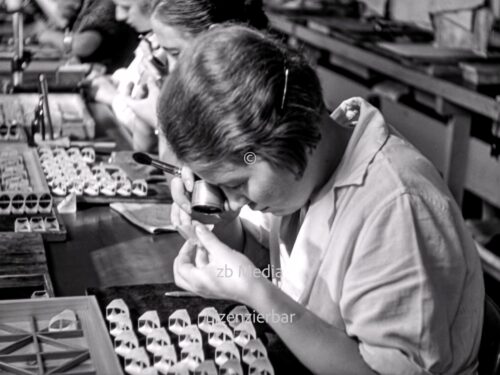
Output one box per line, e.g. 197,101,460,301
268,12,500,282
45,103,183,296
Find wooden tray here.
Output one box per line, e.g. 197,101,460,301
0,296,123,375
0,94,95,141
0,144,67,242
0,233,54,299
89,284,312,375
43,150,172,205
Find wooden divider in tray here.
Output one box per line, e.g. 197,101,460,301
0,144,66,242
0,93,95,141
40,149,172,205
0,296,123,375
0,233,54,300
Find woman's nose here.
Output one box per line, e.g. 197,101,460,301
166,55,177,74
224,190,249,212
115,6,127,21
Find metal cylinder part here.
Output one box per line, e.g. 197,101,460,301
191,180,225,214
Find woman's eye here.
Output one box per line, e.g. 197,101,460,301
226,183,244,190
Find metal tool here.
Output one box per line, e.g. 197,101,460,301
132,152,226,214
164,291,198,298
39,74,54,140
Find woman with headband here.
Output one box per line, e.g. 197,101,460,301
124,0,268,163
30,0,137,71
159,25,484,374
88,0,164,152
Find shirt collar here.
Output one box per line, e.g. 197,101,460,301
286,98,390,230
329,97,389,189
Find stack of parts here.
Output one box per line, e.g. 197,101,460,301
39,146,149,199
105,298,274,375
0,150,62,237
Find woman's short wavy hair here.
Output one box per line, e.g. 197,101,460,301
157,25,325,177
152,0,268,37
138,0,162,16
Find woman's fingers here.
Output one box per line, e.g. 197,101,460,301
170,176,192,213
181,166,194,193
195,246,210,267
179,208,193,226
171,202,181,227
194,223,229,257
173,255,193,292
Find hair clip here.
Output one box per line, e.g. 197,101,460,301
1,161,26,174
44,216,60,231
180,343,205,371
24,193,39,214
178,325,202,348
0,122,20,141
52,180,68,196
114,331,139,357
10,193,25,214
0,192,11,214
83,180,99,196
117,180,132,197
132,179,148,197
208,322,234,347
234,321,257,347
81,147,96,164
112,170,128,183
165,362,190,375
242,339,268,365
193,360,217,375
227,305,251,329
138,310,161,336
146,327,171,355
48,309,78,332
198,307,221,333
52,148,68,158
31,290,49,299
100,179,117,196
91,165,107,178
280,66,289,112
15,217,31,232
67,179,84,196
0,150,19,159
38,193,53,214
168,309,191,335
66,147,81,159
219,359,244,375
30,216,45,232
124,347,151,375
215,341,240,366
249,358,275,375
109,314,133,338
106,298,130,322
153,344,178,373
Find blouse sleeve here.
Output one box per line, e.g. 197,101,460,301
340,193,483,374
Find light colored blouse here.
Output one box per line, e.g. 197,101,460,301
240,97,484,374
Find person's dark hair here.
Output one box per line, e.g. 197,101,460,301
158,25,325,178
138,0,163,16
152,0,268,37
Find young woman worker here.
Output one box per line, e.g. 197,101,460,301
160,25,484,374
88,0,163,152
123,0,268,162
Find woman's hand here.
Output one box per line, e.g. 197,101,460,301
170,166,240,226
170,166,196,227
123,79,159,128
174,223,258,302
88,76,117,106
